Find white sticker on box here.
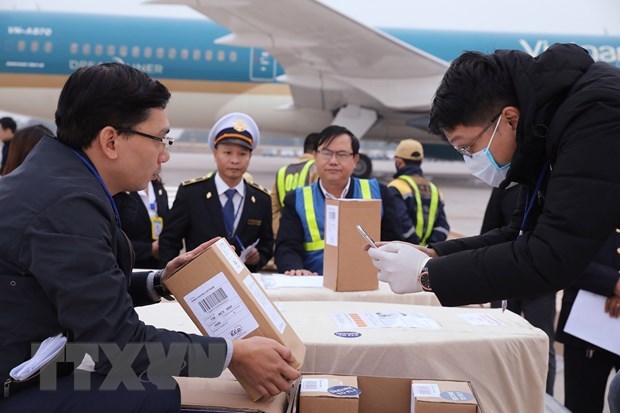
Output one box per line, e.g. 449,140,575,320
183,272,259,339
325,204,339,246
243,275,286,334
412,383,441,398
458,312,505,326
215,238,245,274
301,378,329,393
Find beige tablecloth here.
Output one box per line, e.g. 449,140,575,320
136,300,547,413
254,273,442,306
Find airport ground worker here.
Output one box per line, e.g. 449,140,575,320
275,125,407,275
366,43,620,411
271,132,319,236
388,139,450,245
0,63,299,412
0,116,16,173
158,112,274,272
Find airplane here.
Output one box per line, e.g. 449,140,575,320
1,1,619,176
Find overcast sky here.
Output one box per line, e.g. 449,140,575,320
2,0,619,35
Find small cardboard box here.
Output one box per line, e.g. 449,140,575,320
411,379,483,413
323,199,380,292
164,238,306,401
299,374,360,413
176,373,299,413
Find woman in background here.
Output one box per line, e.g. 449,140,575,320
2,124,52,175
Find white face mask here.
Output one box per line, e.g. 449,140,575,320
463,115,510,187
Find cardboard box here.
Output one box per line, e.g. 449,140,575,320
323,199,380,292
164,238,306,401
411,379,483,413
176,373,299,413
299,374,360,413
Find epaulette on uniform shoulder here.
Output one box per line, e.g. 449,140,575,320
181,175,210,186
248,181,271,196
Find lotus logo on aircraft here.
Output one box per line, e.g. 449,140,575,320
520,39,620,66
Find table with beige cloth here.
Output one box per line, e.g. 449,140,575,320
136,299,547,413
254,273,442,306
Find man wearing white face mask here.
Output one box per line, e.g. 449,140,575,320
367,45,620,408
461,113,510,187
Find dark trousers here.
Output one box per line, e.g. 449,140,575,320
564,344,620,413
0,370,181,413
492,292,556,395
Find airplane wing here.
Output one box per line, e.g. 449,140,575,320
150,0,448,113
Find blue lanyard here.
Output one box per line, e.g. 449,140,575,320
519,162,549,236
71,149,121,227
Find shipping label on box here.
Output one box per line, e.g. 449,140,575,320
164,238,306,401
411,379,482,413
300,374,360,413
323,199,380,292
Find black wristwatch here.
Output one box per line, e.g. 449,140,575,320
153,271,174,301
419,266,432,292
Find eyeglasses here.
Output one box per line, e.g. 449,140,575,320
115,127,175,148
316,149,355,161
451,112,501,158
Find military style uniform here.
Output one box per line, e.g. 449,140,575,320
113,180,169,269
158,174,273,272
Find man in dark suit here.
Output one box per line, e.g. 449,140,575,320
158,113,273,272
114,177,170,269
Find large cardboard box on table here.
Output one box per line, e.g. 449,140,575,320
323,199,381,292
410,379,483,413
164,238,306,401
299,374,360,413
176,373,299,413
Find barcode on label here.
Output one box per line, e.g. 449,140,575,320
198,288,228,312
412,383,440,398
328,210,337,220
301,378,328,393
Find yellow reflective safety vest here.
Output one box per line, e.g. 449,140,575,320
295,178,381,274
276,159,316,207
396,175,439,245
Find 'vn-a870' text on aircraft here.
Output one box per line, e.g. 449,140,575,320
1,0,619,175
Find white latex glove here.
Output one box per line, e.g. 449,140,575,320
367,242,431,294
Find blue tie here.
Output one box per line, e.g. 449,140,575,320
223,188,236,236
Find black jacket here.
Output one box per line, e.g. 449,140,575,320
113,181,169,269
429,44,620,306
0,137,226,383
158,175,273,272
555,232,620,349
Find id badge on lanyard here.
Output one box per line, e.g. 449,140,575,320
151,216,163,240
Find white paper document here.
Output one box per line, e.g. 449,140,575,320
332,311,441,329
260,274,324,289
458,312,505,326
10,333,67,381
239,238,260,262
565,290,620,356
